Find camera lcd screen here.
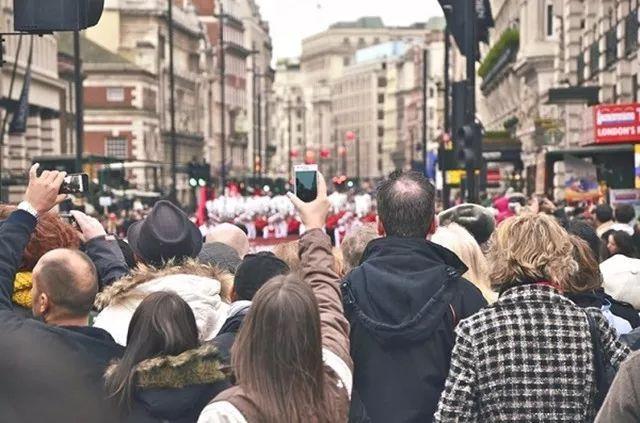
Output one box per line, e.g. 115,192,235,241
60,174,88,194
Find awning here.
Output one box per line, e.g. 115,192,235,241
544,86,600,106
546,144,633,159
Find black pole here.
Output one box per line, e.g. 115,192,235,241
465,0,478,203
422,48,428,177
288,98,292,181
252,59,257,179
0,34,23,202
356,131,361,180
257,92,262,178
442,25,451,209
168,0,177,203
219,3,227,190
73,31,84,174
264,91,269,176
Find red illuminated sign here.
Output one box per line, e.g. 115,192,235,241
594,103,640,144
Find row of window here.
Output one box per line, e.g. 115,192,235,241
576,10,638,83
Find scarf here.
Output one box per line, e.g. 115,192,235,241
13,272,33,308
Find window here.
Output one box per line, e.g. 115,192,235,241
429,87,435,98
577,52,585,85
377,159,383,173
613,85,618,103
377,110,384,120
107,87,125,102
377,126,384,137
106,138,128,159
625,10,638,55
296,124,302,132
158,35,165,60
377,142,383,154
378,94,384,104
377,77,387,87
605,28,617,67
358,37,366,47
633,74,638,103
589,41,600,77
343,56,350,66
296,110,302,118
546,4,554,37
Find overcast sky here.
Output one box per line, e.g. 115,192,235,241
257,0,444,60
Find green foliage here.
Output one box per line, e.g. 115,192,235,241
478,28,520,79
484,130,511,140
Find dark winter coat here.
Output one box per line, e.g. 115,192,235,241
108,343,230,423
0,210,124,423
210,301,251,365
342,236,487,423
566,289,640,330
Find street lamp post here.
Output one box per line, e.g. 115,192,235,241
218,1,227,191
168,0,178,203
287,97,293,181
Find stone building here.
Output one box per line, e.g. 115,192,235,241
300,17,438,178
85,0,208,202
0,0,66,202
477,0,640,195
272,59,306,178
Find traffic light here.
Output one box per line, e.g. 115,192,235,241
188,162,211,188
14,0,104,33
456,123,483,170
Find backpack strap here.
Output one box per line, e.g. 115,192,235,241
449,303,459,327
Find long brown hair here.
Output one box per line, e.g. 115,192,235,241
562,235,603,293
231,273,346,422
105,291,199,412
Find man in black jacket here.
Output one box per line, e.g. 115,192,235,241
0,164,123,422
342,171,487,423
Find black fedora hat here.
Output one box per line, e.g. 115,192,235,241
127,200,203,266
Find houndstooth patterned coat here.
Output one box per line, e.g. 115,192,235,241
434,284,630,422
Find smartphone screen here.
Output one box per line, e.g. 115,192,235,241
295,170,318,203
60,174,89,194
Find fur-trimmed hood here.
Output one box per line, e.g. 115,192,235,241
105,343,225,389
93,261,231,346
106,344,230,422
95,260,233,309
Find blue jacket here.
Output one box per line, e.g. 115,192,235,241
0,210,124,422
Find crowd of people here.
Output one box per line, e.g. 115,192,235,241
4,163,640,422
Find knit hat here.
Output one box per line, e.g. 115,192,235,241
234,252,290,301
198,242,242,275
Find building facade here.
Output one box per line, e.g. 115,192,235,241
0,0,66,202
272,59,306,178
478,0,640,197
299,17,442,178
86,0,208,202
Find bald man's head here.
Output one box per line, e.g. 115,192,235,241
205,223,250,257
377,170,435,238
31,249,98,319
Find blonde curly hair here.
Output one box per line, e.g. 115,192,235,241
487,213,578,289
